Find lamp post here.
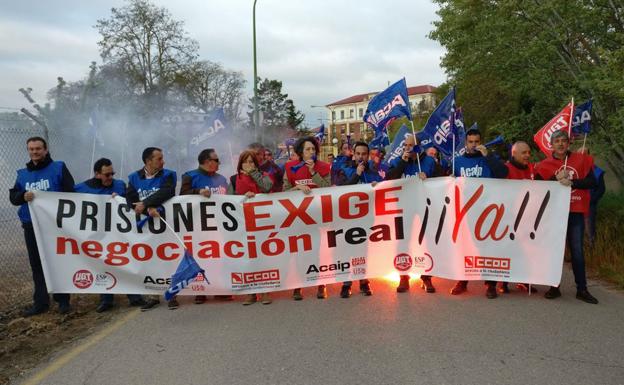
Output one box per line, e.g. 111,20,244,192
332,137,338,156
253,0,259,141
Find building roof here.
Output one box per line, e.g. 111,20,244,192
327,85,437,107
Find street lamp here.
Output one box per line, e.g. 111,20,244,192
332,137,338,156
253,0,259,141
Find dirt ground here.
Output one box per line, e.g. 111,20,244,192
0,295,137,385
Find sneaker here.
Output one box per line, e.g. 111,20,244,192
486,284,498,299
194,295,207,304
243,294,257,305
167,298,179,310
517,283,538,293
450,281,468,295
129,298,148,307
140,298,160,311
576,289,598,304
260,293,272,305
96,302,114,313
396,275,410,293
544,286,562,299
421,277,435,293
317,285,327,299
340,285,352,298
292,288,303,301
498,282,510,294
21,304,49,317
360,283,373,296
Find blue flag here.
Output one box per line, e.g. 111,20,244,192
314,124,325,143
363,78,412,130
572,100,592,135
187,108,227,156
164,249,207,301
484,134,505,148
421,88,457,157
88,111,104,146
369,127,390,149
383,124,412,165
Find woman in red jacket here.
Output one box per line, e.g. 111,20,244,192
283,136,331,300
228,150,274,305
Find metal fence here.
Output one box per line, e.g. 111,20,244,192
0,127,48,312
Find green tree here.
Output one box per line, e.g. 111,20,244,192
248,78,305,144
430,0,624,183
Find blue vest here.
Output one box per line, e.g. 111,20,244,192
389,155,436,178
343,160,385,184
15,161,65,223
75,179,126,196
183,170,228,195
453,155,493,178
128,169,177,201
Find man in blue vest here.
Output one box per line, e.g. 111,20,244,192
168,148,230,309
10,137,75,316
126,147,177,310
75,158,148,312
451,128,508,299
387,134,437,293
337,142,383,298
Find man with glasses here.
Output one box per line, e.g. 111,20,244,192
74,158,148,312
172,148,230,308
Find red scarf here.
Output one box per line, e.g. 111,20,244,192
235,173,261,195
505,161,534,180
284,159,330,189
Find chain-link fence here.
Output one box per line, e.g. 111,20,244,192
0,127,48,313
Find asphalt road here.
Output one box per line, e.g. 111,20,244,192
16,267,624,385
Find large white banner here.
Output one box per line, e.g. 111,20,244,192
29,177,570,295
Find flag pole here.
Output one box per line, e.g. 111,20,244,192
158,215,187,250
89,134,97,178
564,98,574,169
409,120,422,174
452,134,456,176
581,133,587,154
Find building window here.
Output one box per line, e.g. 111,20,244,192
359,108,363,118
332,111,336,121
349,109,354,119
340,110,345,120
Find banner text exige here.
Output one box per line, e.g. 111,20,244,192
29,177,570,295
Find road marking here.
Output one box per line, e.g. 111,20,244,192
21,309,140,385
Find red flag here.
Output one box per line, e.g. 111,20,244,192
533,101,574,156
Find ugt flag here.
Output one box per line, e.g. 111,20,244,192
572,100,592,136
421,88,457,157
164,249,208,301
363,78,412,130
383,124,412,165
533,101,574,156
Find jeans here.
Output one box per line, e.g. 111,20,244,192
566,213,587,290
23,222,70,307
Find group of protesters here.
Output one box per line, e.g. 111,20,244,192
10,127,602,317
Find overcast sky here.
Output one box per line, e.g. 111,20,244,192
0,0,446,126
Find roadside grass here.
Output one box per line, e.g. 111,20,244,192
585,192,624,289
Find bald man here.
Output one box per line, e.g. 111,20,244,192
501,141,537,294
